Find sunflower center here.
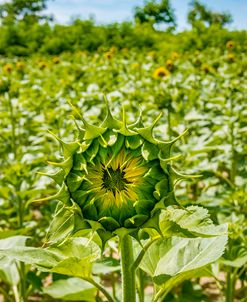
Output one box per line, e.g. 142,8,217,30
102,167,129,194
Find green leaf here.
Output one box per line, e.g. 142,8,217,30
0,246,60,269
154,267,209,300
221,254,247,268
48,237,100,261
0,237,101,278
46,203,74,243
141,141,159,160
139,235,227,284
51,257,93,278
159,206,228,238
0,257,19,285
43,277,96,301
0,236,29,285
0,236,28,248
66,171,85,192
93,258,120,275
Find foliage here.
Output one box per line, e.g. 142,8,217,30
188,0,233,28
0,0,50,25
0,19,245,57
134,0,176,30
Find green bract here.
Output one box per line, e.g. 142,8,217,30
39,106,190,235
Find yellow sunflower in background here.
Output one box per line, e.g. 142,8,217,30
3,63,13,73
16,61,25,71
171,51,179,60
226,40,234,49
52,56,60,64
166,59,173,70
104,51,113,60
38,61,47,70
153,66,170,79
227,53,235,62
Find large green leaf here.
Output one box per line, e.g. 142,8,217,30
93,258,120,275
0,246,60,269
0,236,29,285
139,235,227,284
159,206,228,238
51,257,93,278
154,267,209,300
0,237,101,278
0,236,28,248
43,277,96,301
48,237,100,260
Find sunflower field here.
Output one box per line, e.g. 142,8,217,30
0,11,247,302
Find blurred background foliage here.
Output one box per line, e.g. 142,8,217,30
0,0,246,56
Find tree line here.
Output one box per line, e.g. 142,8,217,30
0,0,242,56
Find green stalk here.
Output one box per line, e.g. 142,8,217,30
131,238,158,272
153,287,169,302
229,93,236,185
16,193,27,302
111,272,117,300
120,235,136,302
17,256,26,302
110,249,117,299
226,267,237,302
85,278,114,302
167,105,172,140
12,285,20,302
226,270,232,302
137,268,145,302
7,95,17,158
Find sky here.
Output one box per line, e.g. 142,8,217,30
0,0,247,30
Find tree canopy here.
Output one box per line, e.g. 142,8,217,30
188,0,233,28
0,0,50,24
134,0,176,30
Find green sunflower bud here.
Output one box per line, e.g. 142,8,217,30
39,105,192,235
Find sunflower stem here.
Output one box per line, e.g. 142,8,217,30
85,278,114,302
120,234,136,302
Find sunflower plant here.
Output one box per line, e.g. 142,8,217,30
0,104,228,302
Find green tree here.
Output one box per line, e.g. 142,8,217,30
134,0,176,30
188,0,232,28
0,0,51,25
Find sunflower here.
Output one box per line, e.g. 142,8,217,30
38,61,47,70
171,51,179,60
85,151,147,208
227,53,235,62
39,106,186,234
16,61,25,71
75,146,155,227
52,56,60,64
166,59,173,70
226,40,234,49
3,63,13,73
104,51,113,60
153,67,170,79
